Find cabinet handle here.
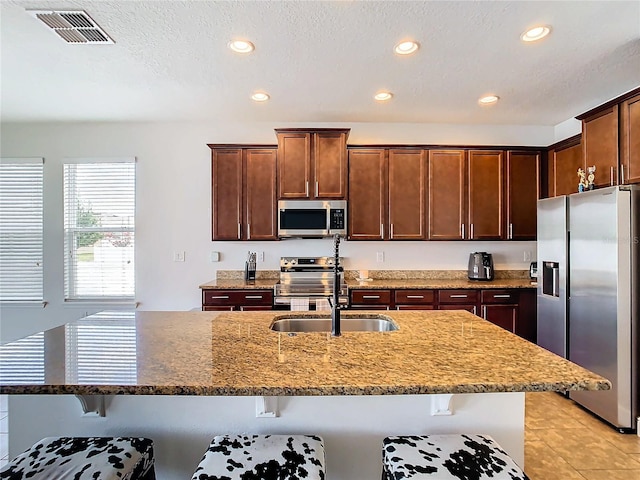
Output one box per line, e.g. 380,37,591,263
470,223,474,239
450,294,468,298
244,295,263,299
621,164,625,184
610,166,615,186
247,224,251,239
461,224,465,239
363,295,380,299
493,294,511,299
238,223,241,239
380,224,384,238
390,224,394,238
306,181,309,196
315,181,319,197
406,295,424,299
209,295,230,299
482,305,487,319
509,223,513,240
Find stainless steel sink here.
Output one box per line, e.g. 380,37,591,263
269,314,398,333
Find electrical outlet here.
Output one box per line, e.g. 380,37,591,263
210,251,220,262
376,251,384,263
258,251,264,262
173,251,185,262
524,251,532,262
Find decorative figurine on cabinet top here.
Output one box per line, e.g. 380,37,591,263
587,165,596,190
577,168,588,192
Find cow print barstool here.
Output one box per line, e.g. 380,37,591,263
0,436,155,480
382,434,529,479
191,434,325,480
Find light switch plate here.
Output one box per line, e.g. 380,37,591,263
210,251,220,262
173,251,185,262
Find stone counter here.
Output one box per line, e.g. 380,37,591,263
0,310,608,396
199,278,536,290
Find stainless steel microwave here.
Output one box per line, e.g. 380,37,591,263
277,200,347,238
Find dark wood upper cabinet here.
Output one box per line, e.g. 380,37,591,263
211,149,242,240
546,136,582,198
428,150,466,240
506,151,539,240
276,132,310,198
467,150,504,240
276,128,349,199
620,92,640,185
581,106,619,188
388,149,426,240
245,149,278,240
210,146,277,241
347,149,386,240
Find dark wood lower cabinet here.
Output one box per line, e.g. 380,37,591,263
202,289,273,311
348,287,536,342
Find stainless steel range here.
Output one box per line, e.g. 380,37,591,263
274,256,348,309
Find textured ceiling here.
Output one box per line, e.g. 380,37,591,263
1,0,639,125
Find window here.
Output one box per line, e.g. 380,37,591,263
0,158,44,303
63,159,135,300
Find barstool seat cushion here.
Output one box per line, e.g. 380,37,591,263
0,436,155,480
383,434,528,479
191,434,325,480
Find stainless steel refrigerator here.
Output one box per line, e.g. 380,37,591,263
537,185,639,431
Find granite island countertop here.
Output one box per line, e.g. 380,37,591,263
0,310,608,397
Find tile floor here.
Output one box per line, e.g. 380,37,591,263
525,391,640,479
0,392,638,476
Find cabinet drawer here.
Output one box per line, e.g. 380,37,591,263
438,289,478,304
394,289,435,304
481,289,518,304
235,290,273,305
350,289,392,305
203,289,273,306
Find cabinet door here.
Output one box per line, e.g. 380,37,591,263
550,142,582,197
314,132,347,198
583,106,619,187
388,150,426,239
506,151,539,240
428,150,465,240
278,132,311,198
212,149,242,240
245,150,277,240
468,150,504,240
348,150,386,240
621,93,640,185
482,304,517,333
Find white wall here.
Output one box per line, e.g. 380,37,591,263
0,121,550,342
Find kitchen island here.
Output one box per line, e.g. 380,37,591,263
0,310,608,479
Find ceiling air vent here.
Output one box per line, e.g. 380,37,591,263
27,10,114,44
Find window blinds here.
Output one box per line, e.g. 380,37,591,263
0,158,44,302
63,159,135,300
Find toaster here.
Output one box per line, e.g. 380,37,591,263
468,252,494,281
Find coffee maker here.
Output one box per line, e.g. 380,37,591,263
467,252,494,281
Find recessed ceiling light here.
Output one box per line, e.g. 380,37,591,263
394,40,419,55
251,92,270,102
228,39,255,53
374,92,393,101
521,26,551,42
479,95,499,105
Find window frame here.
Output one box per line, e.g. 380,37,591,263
63,157,136,302
0,157,44,304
